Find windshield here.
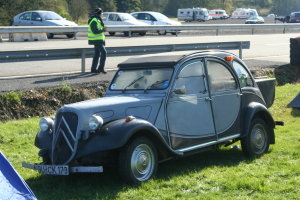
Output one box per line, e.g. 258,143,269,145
118,13,137,21
110,68,173,91
40,11,63,20
151,12,169,21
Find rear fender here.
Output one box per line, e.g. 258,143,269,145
242,102,275,144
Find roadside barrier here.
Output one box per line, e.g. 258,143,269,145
0,41,250,73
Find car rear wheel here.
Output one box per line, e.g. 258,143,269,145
139,32,146,36
66,34,75,38
47,33,54,39
241,118,270,157
118,136,158,184
109,32,115,36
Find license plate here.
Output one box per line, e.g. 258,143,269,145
33,164,69,175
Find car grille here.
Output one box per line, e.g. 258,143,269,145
52,111,78,165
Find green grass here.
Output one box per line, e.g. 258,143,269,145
1,84,300,200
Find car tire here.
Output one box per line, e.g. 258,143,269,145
109,32,116,36
139,32,146,36
241,118,270,157
66,34,75,38
47,33,54,39
118,136,158,184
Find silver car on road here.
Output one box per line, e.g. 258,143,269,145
12,10,78,38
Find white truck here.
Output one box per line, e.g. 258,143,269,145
177,8,209,22
231,8,258,19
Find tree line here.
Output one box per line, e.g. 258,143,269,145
0,0,299,25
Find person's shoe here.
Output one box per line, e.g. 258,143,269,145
98,69,107,74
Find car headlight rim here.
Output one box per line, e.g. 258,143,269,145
89,115,104,131
39,117,54,132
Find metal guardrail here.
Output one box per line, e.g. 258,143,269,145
0,41,250,72
0,23,300,38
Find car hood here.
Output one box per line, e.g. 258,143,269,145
58,95,163,127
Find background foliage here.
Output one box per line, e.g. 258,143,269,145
0,0,300,25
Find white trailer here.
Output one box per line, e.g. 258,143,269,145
177,8,209,22
231,8,258,19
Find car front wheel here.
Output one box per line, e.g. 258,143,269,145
241,118,270,157
118,136,158,184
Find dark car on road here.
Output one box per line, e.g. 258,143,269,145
23,51,279,184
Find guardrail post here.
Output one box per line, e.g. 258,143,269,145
81,49,86,73
283,25,286,34
252,27,254,35
129,31,132,37
216,28,219,36
239,42,243,59
0,34,2,42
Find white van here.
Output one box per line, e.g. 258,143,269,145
177,8,209,22
208,10,229,19
231,8,258,19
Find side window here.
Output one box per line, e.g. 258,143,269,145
20,12,31,20
108,14,116,21
232,61,254,87
207,60,237,92
173,61,206,95
31,12,42,21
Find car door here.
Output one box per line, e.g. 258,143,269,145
30,12,44,26
16,12,32,26
205,59,241,140
167,59,216,150
136,13,158,25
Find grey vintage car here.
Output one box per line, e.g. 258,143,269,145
23,51,279,184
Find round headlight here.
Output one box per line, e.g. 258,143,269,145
89,115,103,131
39,117,54,132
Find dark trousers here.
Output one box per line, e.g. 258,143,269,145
91,44,107,72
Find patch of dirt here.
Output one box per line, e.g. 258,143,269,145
0,81,108,122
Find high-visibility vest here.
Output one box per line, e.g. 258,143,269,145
88,17,105,41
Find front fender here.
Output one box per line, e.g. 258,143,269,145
242,102,275,144
76,118,182,159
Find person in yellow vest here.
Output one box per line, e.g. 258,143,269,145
88,8,107,74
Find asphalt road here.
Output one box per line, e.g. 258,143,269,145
0,32,298,92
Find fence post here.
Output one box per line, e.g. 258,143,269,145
81,49,86,73
239,42,243,59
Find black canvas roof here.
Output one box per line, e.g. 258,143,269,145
118,54,186,68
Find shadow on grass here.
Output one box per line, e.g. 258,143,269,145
291,108,300,117
26,148,252,200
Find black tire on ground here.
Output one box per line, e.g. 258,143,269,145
118,136,158,184
139,32,146,36
109,32,116,36
66,34,75,38
47,33,54,39
241,118,270,157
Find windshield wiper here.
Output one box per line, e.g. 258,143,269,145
123,76,144,92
